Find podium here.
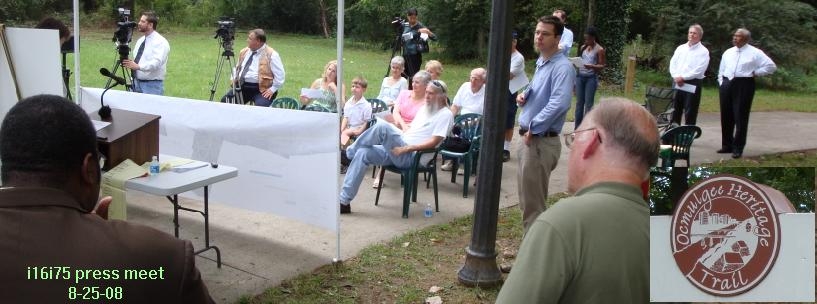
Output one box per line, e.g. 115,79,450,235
90,108,160,170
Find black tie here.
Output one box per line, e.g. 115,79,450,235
239,51,256,83
134,37,146,64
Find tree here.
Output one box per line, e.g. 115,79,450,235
594,0,632,85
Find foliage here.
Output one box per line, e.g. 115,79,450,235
650,167,816,215
0,0,73,23
214,0,327,34
594,0,632,85
422,0,491,60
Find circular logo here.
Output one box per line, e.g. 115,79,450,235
670,174,781,296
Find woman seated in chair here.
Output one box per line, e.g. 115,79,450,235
373,70,432,188
376,56,409,107
425,60,444,81
300,60,346,112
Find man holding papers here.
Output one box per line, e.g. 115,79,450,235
669,24,709,125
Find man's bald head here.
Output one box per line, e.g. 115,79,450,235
587,98,659,171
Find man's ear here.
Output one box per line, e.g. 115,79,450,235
81,153,97,185
581,130,602,160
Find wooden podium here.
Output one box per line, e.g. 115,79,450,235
90,108,160,170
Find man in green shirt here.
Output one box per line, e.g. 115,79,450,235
496,98,659,303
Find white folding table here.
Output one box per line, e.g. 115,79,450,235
125,155,238,268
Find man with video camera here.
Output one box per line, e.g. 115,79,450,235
400,8,436,87
122,11,170,95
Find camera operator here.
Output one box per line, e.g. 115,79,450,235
401,8,436,88
121,11,170,95
221,29,286,107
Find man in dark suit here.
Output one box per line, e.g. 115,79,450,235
0,95,213,303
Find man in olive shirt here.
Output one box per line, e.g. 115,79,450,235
496,98,658,303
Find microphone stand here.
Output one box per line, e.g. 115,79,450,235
99,82,118,120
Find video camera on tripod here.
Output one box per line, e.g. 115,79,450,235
214,17,236,53
112,8,137,60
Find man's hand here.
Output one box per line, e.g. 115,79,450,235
674,76,685,87
262,89,274,99
392,145,412,156
523,130,532,147
121,59,139,71
516,93,526,107
92,196,113,220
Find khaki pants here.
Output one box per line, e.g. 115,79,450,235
517,136,561,233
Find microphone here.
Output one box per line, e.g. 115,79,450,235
100,68,126,86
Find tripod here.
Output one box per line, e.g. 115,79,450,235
384,32,403,77
209,39,243,104
106,56,134,92
61,52,73,101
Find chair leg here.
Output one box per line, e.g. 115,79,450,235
412,171,419,202
402,172,413,218
375,168,386,205
432,170,439,212
450,158,458,183
463,156,470,198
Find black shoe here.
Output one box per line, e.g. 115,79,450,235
502,150,510,162
717,148,733,154
340,203,351,214
732,151,742,159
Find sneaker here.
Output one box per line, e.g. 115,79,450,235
502,150,510,162
340,203,351,214
372,179,384,189
441,160,454,171
457,168,465,176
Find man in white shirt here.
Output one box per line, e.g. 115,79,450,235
222,29,286,107
553,10,573,57
122,11,170,95
450,68,487,116
669,24,709,125
717,28,777,158
339,80,453,214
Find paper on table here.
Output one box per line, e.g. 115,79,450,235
568,57,584,69
101,159,148,220
91,120,111,131
301,88,325,99
509,72,529,94
674,83,697,94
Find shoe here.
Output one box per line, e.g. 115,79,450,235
340,203,351,214
372,179,384,189
340,164,348,174
732,151,742,159
502,150,510,162
457,168,465,176
441,160,453,171
717,148,733,154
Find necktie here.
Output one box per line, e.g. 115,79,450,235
239,51,257,83
134,37,146,64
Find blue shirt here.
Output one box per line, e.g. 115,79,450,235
518,52,575,135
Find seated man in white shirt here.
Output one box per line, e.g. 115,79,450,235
339,80,454,214
449,67,487,116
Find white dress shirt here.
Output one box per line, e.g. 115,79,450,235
509,50,529,93
343,96,372,129
132,31,170,80
559,27,574,57
452,82,486,115
717,44,776,85
233,44,286,94
669,41,710,80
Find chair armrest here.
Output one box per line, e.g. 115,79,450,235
413,148,440,167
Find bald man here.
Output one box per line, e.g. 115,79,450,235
497,98,657,303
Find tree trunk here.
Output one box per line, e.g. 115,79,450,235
319,0,330,38
586,0,595,27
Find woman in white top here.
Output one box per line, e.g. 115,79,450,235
575,27,606,129
376,56,408,106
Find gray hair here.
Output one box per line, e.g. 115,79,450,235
589,97,659,169
735,28,751,39
412,70,432,86
472,67,487,80
390,56,405,69
689,24,703,36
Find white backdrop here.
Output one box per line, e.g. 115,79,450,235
0,27,63,118
80,88,340,231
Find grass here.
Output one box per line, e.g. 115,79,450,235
69,28,817,119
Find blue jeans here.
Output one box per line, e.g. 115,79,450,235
340,122,414,205
134,79,164,95
574,74,597,129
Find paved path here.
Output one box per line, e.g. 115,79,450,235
123,111,817,303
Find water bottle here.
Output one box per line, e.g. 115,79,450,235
149,156,160,176
424,203,433,218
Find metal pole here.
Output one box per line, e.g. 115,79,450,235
335,0,345,264
457,0,513,287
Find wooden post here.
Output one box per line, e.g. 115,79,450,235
625,56,636,95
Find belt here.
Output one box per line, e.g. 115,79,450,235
519,129,559,137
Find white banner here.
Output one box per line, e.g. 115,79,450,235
0,27,63,118
80,88,339,231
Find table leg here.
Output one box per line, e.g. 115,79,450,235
165,189,222,268
167,194,180,238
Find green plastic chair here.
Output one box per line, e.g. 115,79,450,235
303,104,332,112
374,148,440,218
643,86,675,129
440,113,482,198
660,125,702,167
271,97,300,109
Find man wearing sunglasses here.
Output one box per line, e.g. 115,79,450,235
339,80,453,214
497,98,657,303
0,95,213,302
515,16,575,233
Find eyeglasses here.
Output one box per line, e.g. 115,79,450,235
97,151,106,170
430,80,446,93
563,127,602,149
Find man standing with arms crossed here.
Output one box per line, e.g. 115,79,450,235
122,11,170,95
669,24,709,125
516,16,575,233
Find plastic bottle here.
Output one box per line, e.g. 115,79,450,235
424,203,433,218
149,156,160,176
